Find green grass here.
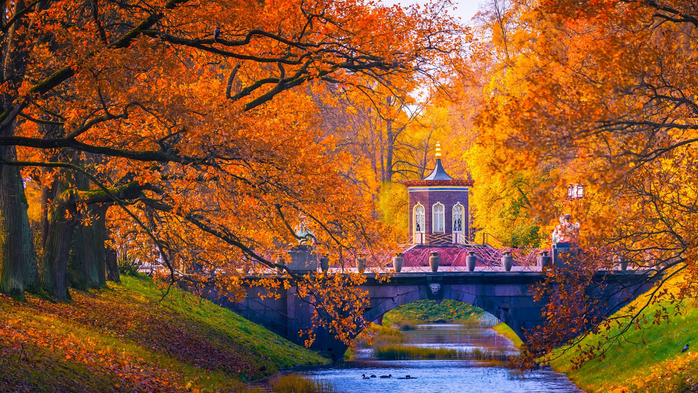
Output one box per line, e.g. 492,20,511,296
373,344,508,360
120,276,326,370
382,299,485,326
493,323,523,348
549,274,698,392
353,322,406,347
270,374,335,393
0,275,328,392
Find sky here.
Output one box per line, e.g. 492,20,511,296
380,0,484,26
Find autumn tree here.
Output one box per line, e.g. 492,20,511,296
471,0,698,365
0,0,464,345
313,71,472,238
430,0,550,248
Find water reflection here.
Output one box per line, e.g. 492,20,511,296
401,324,520,357
302,324,582,392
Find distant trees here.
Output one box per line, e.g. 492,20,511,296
314,82,469,240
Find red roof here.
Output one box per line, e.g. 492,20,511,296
402,179,474,187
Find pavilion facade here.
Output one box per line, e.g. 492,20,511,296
402,145,473,245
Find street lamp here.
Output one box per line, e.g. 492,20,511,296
567,184,584,200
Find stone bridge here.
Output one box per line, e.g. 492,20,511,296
214,270,655,360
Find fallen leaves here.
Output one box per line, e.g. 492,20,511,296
0,278,270,392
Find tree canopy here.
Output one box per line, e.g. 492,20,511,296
469,0,698,366
0,0,465,345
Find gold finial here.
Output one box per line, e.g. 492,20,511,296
435,141,442,158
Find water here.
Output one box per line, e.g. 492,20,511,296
399,323,520,357
302,323,583,392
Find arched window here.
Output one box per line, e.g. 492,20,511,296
414,203,425,234
432,203,445,233
453,203,464,233
452,203,464,243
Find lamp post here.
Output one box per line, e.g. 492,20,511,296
552,183,584,268
567,184,584,200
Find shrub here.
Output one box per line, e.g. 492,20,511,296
373,344,509,361
397,320,418,331
118,258,141,277
270,374,334,393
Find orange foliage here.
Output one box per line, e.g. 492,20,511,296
0,0,466,342
470,0,698,367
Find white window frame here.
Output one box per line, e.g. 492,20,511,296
413,203,426,244
452,203,464,243
432,202,445,233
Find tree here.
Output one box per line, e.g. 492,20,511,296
437,12,547,248
472,0,698,366
0,0,464,345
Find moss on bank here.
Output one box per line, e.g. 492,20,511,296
0,275,328,392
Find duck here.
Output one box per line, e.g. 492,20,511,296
361,374,370,379
370,374,377,378
379,374,392,379
398,375,417,379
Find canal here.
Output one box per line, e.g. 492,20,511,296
300,322,582,392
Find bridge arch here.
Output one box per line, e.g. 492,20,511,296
360,282,523,344
225,271,657,360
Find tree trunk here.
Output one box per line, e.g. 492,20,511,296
385,118,393,182
0,146,36,298
20,177,39,292
69,216,103,289
67,168,108,290
41,182,78,300
105,247,120,283
91,205,108,287
40,182,53,256
383,96,394,183
0,127,38,296
0,0,38,298
68,223,89,291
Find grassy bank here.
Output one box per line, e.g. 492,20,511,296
0,275,328,392
374,344,508,361
268,374,334,393
549,273,698,392
382,299,485,326
493,323,523,348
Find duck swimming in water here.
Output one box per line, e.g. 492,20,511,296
379,374,392,379
361,374,370,379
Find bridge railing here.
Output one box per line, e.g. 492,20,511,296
394,232,541,271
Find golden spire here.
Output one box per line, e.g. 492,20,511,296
435,141,442,158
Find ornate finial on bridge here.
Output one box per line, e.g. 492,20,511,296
435,141,442,158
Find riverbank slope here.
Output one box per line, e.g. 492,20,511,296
0,275,328,392
550,273,698,392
